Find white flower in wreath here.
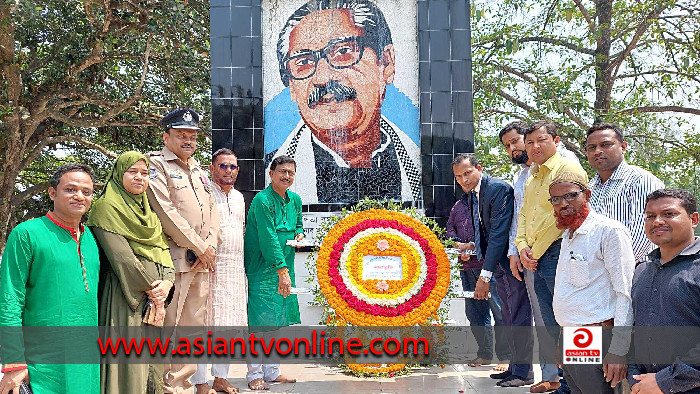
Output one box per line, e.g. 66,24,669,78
336,228,429,306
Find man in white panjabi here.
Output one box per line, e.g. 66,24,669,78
193,148,247,394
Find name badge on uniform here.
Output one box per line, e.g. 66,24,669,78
200,174,212,192
149,167,158,180
170,173,183,179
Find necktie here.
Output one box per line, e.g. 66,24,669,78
471,192,483,260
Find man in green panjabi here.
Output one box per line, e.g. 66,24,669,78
0,164,100,394
244,155,304,391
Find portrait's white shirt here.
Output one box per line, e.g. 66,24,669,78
267,115,421,204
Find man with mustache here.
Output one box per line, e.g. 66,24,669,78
192,148,245,394
448,153,513,376
266,0,421,204
499,121,579,392
147,108,220,393
585,123,663,265
0,164,99,394
244,155,304,391
628,189,700,394
549,171,634,394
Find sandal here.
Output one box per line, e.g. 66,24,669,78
247,378,269,391
529,380,561,393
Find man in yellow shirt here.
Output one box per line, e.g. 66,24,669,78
514,120,586,393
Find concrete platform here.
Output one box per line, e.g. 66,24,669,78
196,363,544,393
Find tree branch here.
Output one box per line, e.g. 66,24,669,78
609,7,666,79
618,106,700,116
20,134,118,172
573,0,595,34
492,87,544,117
476,109,527,120
11,182,50,206
489,63,589,130
519,36,595,55
617,69,700,84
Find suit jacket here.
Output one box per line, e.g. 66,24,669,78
470,173,515,273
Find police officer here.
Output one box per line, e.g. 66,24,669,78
146,108,220,393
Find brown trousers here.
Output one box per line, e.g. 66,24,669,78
163,271,209,393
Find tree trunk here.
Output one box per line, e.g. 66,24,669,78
0,3,22,253
593,0,613,121
0,143,25,253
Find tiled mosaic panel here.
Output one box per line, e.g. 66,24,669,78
211,0,474,226
260,1,420,206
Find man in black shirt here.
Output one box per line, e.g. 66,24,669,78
629,188,700,393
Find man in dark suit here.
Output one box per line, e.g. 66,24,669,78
450,153,534,387
449,154,515,377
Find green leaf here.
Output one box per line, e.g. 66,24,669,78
565,9,573,22
683,57,690,68
505,39,513,53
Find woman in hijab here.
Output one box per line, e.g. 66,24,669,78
87,151,174,394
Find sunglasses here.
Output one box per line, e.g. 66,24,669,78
218,163,239,171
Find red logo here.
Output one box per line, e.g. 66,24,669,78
573,328,593,348
563,326,602,364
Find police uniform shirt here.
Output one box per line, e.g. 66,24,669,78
146,146,220,272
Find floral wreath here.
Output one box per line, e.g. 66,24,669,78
317,209,451,325
306,199,459,377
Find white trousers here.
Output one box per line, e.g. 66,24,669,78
246,363,280,382
191,363,230,385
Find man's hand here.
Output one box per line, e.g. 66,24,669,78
146,280,173,303
631,373,662,394
455,241,474,252
519,247,538,271
602,353,628,387
457,242,475,261
153,301,166,326
200,246,216,270
291,233,306,248
190,257,204,271
509,255,523,281
0,368,29,394
278,270,292,298
191,246,216,271
473,279,490,300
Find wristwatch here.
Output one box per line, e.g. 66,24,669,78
478,276,490,284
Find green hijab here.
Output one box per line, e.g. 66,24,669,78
87,151,174,268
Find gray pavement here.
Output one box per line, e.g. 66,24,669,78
202,363,544,393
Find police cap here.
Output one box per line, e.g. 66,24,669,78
159,108,201,131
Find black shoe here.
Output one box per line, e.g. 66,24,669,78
497,375,535,387
490,370,512,380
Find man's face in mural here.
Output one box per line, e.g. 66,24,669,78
286,9,396,138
